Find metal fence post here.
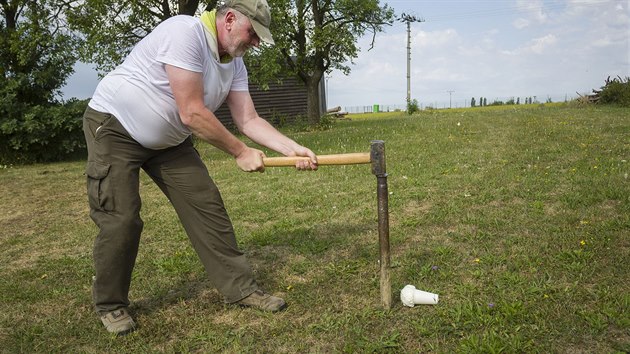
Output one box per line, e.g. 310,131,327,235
371,140,391,309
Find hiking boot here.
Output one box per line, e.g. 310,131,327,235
235,290,287,312
100,308,136,336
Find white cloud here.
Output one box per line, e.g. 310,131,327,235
413,28,459,49
516,0,548,23
559,0,628,52
501,34,558,55
513,18,530,29
592,36,613,48
529,34,558,54
611,5,630,26
417,66,468,83
365,60,398,76
564,0,628,23
457,44,486,57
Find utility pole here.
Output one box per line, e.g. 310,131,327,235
447,90,455,109
399,13,425,106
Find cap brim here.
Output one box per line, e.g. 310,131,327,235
250,19,275,45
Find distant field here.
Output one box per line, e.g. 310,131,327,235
1,104,628,352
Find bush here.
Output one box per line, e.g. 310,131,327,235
311,114,336,131
407,99,419,115
597,76,630,107
268,109,291,128
0,99,88,164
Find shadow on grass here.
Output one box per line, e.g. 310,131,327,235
131,221,377,315
131,273,219,316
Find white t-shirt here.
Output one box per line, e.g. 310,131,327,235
89,15,248,149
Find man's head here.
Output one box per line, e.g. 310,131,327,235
220,0,274,45
215,0,274,58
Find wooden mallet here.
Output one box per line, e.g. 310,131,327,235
262,140,392,309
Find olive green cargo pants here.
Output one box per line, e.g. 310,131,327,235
82,106,258,314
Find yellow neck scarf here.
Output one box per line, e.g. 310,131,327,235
200,10,233,63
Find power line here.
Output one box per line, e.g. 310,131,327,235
389,0,609,23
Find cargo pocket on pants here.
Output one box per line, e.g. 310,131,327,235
86,161,115,212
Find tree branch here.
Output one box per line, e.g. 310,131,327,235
136,1,169,20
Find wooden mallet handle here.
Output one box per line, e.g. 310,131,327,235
263,152,371,167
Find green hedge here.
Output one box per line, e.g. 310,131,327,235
0,99,88,164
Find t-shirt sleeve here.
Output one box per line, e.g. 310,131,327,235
230,58,249,91
154,19,204,73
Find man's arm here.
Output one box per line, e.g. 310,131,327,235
226,90,318,170
165,64,265,172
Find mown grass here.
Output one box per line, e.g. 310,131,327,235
1,104,628,353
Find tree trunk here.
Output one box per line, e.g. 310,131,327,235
2,1,17,30
306,78,321,124
178,0,199,15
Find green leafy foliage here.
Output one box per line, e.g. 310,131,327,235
247,0,395,123
67,0,203,73
406,98,419,114
1,0,84,164
0,99,88,164
1,1,79,101
597,76,630,107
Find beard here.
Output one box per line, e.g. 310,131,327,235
224,20,252,57
228,43,249,57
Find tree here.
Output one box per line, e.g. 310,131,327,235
1,0,79,106
1,0,85,163
248,0,395,123
471,97,476,107
67,0,203,72
407,98,419,115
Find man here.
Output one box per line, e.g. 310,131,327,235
83,0,318,336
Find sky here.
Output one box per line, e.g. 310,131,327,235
61,0,630,110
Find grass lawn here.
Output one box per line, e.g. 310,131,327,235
1,104,628,352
